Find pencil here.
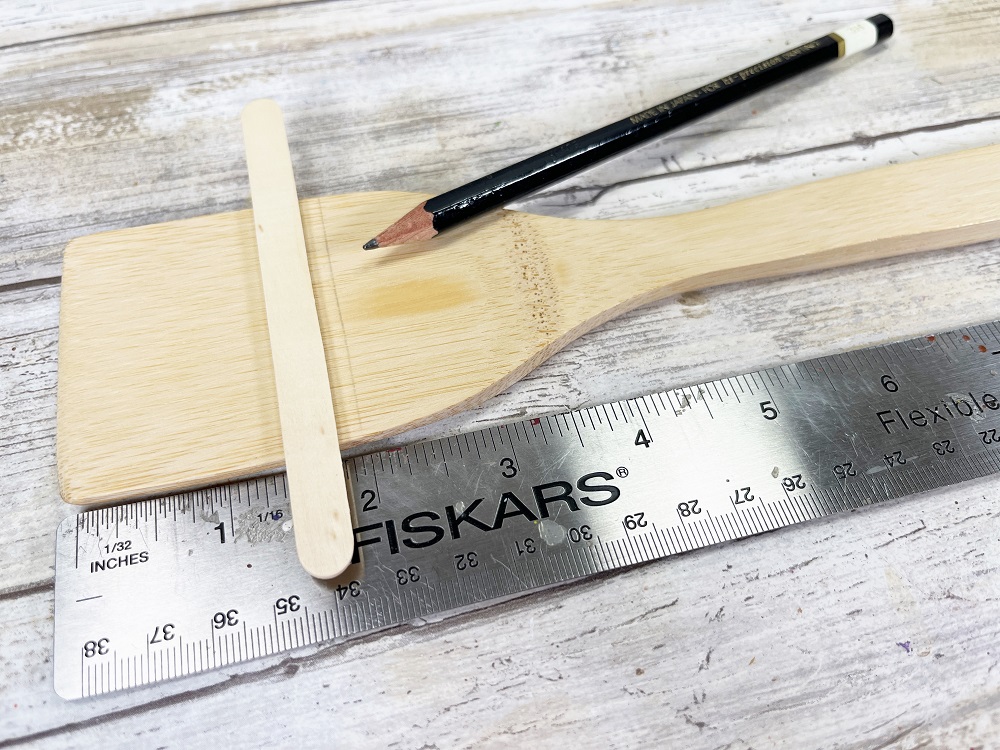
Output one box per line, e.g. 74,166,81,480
363,14,893,250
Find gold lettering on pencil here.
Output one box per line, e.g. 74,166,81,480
627,41,820,125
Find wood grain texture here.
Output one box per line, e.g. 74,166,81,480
0,1,286,48
241,99,353,579
5,0,1000,747
57,144,1000,505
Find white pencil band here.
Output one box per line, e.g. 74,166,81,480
831,19,882,58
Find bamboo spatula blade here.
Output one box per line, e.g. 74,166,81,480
56,144,1000,506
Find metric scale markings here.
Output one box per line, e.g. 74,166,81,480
55,322,1000,699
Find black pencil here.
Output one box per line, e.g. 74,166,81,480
363,14,893,250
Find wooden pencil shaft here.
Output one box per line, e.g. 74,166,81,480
425,15,891,234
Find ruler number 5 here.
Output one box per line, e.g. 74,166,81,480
759,401,778,420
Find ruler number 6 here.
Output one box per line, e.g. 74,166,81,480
759,401,778,420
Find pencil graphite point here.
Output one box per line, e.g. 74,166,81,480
360,200,437,251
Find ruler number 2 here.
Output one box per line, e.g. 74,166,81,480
360,489,379,512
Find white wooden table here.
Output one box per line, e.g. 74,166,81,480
4,2,1000,747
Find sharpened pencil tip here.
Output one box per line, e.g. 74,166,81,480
362,238,380,251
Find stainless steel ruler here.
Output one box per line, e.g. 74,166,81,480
54,321,1000,700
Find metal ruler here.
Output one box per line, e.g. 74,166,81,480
54,321,1000,699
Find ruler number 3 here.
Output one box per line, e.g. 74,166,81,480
500,458,518,478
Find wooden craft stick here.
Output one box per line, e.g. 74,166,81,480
241,99,353,579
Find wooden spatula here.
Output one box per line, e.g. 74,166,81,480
57,144,1000,506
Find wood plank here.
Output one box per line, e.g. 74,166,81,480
0,1,288,48
2,1,999,287
242,99,353,578
55,144,1000,505
5,0,1000,745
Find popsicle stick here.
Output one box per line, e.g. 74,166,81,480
241,99,353,579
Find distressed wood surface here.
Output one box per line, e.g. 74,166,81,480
3,0,1000,747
